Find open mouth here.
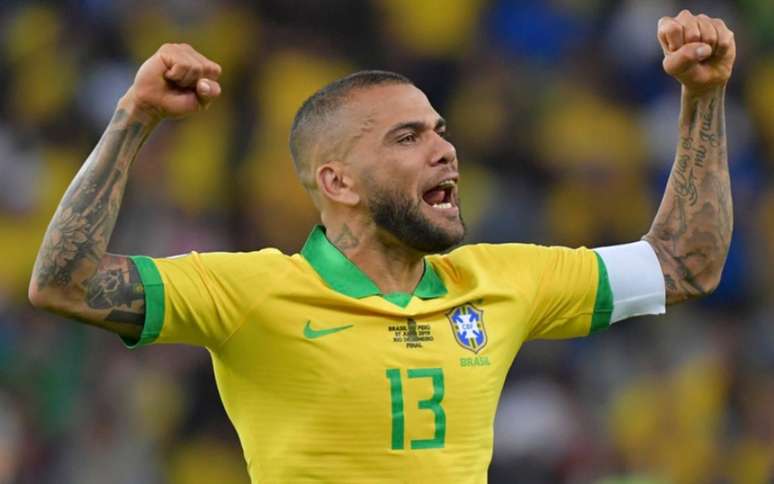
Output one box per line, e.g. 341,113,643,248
422,178,457,210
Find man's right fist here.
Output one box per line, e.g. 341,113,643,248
124,43,222,120
657,11,735,95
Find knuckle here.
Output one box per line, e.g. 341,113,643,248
678,9,692,18
660,22,679,36
205,65,221,78
715,21,732,35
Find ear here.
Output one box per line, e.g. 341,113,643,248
316,162,360,206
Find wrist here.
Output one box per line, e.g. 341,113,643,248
682,83,726,101
117,88,162,128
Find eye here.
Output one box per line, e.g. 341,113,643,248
438,130,451,140
398,133,417,144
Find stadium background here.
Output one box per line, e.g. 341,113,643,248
0,0,773,482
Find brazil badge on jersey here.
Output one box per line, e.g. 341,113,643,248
448,303,487,353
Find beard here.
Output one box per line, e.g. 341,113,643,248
366,184,465,253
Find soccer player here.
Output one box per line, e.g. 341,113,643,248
29,10,734,483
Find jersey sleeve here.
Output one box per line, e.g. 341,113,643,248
523,245,612,340
122,249,285,349
448,243,612,340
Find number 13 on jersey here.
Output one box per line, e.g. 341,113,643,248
385,368,446,450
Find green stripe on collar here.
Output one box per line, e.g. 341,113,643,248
300,225,447,307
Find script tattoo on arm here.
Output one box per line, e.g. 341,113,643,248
30,107,155,336
643,86,733,304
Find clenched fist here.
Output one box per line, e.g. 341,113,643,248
123,43,222,120
658,10,735,95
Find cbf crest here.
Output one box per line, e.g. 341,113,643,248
447,303,487,354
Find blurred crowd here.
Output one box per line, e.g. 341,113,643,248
1,0,773,482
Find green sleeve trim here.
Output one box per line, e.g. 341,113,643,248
589,252,614,335
122,256,165,348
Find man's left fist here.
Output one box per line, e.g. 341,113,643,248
658,10,735,94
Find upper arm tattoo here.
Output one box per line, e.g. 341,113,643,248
33,109,147,290
85,255,146,326
30,108,155,337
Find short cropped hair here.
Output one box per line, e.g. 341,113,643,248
289,70,413,190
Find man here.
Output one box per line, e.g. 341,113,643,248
29,10,733,483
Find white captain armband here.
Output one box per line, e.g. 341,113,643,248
593,241,666,324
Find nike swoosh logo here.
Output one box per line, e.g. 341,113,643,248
303,321,354,339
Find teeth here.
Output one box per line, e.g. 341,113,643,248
437,179,457,188
432,202,453,209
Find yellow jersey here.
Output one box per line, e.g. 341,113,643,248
126,225,612,483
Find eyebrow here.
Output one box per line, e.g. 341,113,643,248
384,117,447,140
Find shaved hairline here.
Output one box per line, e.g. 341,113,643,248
288,71,414,197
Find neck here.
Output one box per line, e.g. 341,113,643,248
325,220,425,294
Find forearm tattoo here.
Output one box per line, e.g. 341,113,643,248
644,87,733,303
31,108,152,325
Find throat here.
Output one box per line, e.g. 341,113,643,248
344,236,427,295
366,262,426,295
323,222,434,295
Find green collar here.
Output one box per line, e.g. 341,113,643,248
300,225,447,307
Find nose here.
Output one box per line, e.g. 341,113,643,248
430,132,457,166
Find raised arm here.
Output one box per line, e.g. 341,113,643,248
643,11,735,304
28,43,222,339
